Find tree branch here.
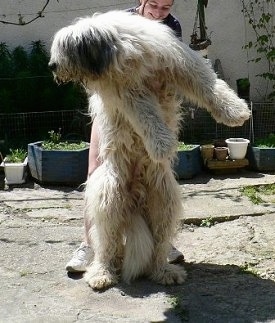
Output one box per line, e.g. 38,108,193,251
0,0,56,26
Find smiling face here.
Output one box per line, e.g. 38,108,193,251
138,0,174,20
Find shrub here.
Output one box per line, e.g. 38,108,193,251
0,41,86,113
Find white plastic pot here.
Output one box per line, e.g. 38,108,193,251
1,157,28,184
225,138,250,160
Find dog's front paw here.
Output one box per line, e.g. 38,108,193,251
216,103,250,127
84,264,118,290
147,130,177,162
151,263,187,285
211,79,251,127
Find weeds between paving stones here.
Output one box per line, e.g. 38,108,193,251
200,216,216,227
240,183,275,205
168,294,189,321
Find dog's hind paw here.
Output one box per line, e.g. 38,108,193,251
151,263,187,285
84,266,118,290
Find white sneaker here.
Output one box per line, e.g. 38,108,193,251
65,242,93,273
167,245,184,264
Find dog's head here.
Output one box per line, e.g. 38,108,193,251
48,17,117,84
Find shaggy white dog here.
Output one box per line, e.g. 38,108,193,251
49,10,250,290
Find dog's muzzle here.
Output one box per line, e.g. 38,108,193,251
48,62,57,72
48,62,67,84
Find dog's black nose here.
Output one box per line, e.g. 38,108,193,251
48,62,57,71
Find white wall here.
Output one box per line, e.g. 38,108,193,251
0,0,273,101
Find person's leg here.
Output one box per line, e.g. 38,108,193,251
66,241,184,272
65,241,94,273
66,120,100,273
167,244,184,264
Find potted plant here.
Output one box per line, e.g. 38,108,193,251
28,130,89,185
247,133,275,171
236,78,250,102
0,148,28,184
173,142,202,179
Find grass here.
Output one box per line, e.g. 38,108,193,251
240,183,275,204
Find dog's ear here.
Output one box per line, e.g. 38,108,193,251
74,29,117,76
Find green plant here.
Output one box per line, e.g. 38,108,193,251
178,142,195,151
239,263,260,277
42,129,87,151
237,77,250,90
5,148,27,163
240,185,264,204
0,41,86,113
240,183,275,204
236,77,250,102
200,216,216,227
0,42,14,112
241,0,275,101
168,295,189,321
254,133,275,147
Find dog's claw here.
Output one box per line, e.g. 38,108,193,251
84,265,118,290
86,275,117,290
151,263,187,285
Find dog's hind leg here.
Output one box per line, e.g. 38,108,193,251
83,165,124,290
146,168,187,285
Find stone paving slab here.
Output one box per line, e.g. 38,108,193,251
179,170,275,223
0,170,275,322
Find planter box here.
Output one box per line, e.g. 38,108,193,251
0,157,28,185
247,145,275,171
174,145,202,179
28,141,89,185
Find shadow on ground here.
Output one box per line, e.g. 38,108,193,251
179,169,268,185
97,262,275,322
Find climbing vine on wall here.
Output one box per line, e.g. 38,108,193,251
241,0,275,101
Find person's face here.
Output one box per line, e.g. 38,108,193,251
140,0,173,20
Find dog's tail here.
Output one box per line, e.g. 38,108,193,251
122,214,154,283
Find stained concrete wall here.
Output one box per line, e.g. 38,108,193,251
0,0,273,101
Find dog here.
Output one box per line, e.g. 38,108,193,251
49,10,250,290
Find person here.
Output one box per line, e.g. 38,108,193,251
66,0,184,273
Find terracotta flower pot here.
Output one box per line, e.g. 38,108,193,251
214,147,228,161
200,144,214,162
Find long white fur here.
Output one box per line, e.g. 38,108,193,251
49,10,250,290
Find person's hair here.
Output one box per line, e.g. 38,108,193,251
139,0,174,16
